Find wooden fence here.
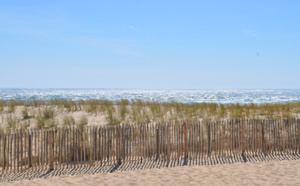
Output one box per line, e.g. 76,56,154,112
0,118,299,174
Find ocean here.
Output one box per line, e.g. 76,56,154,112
1,89,300,104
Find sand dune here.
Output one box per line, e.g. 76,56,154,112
2,154,300,185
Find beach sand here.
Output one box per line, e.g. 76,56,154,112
0,106,108,128
1,105,300,185
2,154,300,185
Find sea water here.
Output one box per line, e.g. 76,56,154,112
0,89,300,104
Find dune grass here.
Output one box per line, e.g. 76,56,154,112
63,115,76,126
6,117,19,129
0,98,300,129
35,107,57,129
76,115,88,129
21,107,32,119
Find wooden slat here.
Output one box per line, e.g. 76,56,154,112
10,132,13,173
17,132,19,173
5,133,7,174
53,129,56,170
89,127,93,166
66,128,69,168
184,122,188,160
79,127,82,167
241,120,245,156
20,132,23,173
129,125,132,162
28,131,32,171
101,126,104,164
77,127,79,167
59,129,62,169
63,129,66,169
23,132,26,173
37,130,40,171
99,127,102,165
49,130,54,171
42,129,44,171
116,126,120,165
2,134,6,174
33,130,36,172
13,132,16,173
107,127,109,165
94,127,96,165
45,130,48,168
62,129,65,169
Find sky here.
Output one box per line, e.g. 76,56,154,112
0,0,299,89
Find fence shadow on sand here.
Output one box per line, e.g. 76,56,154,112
1,153,300,182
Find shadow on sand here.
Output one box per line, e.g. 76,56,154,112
1,153,300,182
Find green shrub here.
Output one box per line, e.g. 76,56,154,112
45,119,58,128
76,123,84,130
64,102,71,111
36,117,46,129
43,107,55,119
116,99,130,106
6,118,19,129
36,117,58,129
77,99,86,110
119,105,128,121
0,99,6,114
22,108,31,119
8,99,17,112
106,107,119,125
79,115,88,125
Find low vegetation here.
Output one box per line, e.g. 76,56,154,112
76,115,88,129
0,98,299,130
22,108,31,119
35,107,57,129
63,115,75,126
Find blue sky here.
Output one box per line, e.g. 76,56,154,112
0,0,299,89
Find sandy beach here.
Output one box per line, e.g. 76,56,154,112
1,105,300,185
2,0,299,184
1,154,300,185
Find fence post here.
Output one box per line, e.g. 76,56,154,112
184,122,188,160
89,128,94,166
241,119,245,156
156,125,159,160
262,120,265,155
2,134,5,173
48,131,54,171
116,126,121,165
28,132,32,168
207,123,211,157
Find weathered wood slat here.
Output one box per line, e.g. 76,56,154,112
13,133,16,173
242,120,245,156
10,132,13,173
184,122,188,160
49,130,54,171
2,134,6,174
17,132,19,173
45,130,48,169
